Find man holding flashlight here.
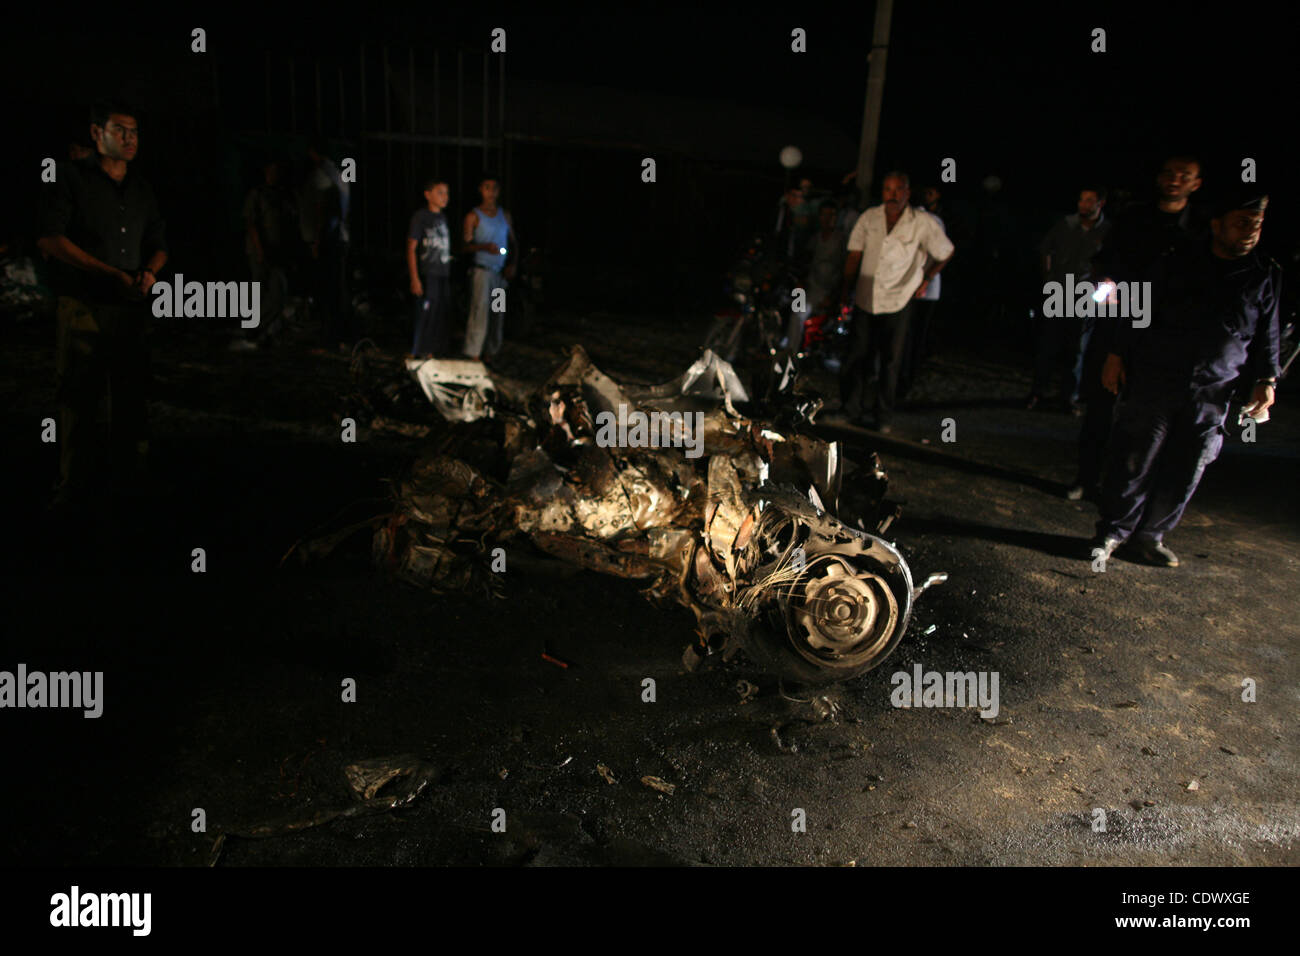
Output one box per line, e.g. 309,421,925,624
839,172,954,432
1090,191,1279,568
462,174,517,361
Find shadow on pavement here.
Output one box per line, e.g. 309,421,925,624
901,515,1086,561
817,422,1065,496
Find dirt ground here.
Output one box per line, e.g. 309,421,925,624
3,301,1297,867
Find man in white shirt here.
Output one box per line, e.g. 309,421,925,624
839,172,954,431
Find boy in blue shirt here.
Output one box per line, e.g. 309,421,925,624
462,174,517,360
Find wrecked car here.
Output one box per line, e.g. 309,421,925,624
346,345,945,684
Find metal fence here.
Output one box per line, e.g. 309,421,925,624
254,43,507,260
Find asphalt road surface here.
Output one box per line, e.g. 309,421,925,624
4,304,1296,866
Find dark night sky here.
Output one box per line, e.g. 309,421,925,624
9,4,1295,181
4,4,1298,306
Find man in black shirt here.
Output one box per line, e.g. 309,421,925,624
405,179,453,358
1068,156,1207,500
37,101,167,512
1091,191,1280,568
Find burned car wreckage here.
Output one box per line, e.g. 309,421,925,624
340,344,945,685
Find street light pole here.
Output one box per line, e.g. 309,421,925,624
856,0,894,209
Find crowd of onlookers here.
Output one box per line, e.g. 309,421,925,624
26,96,1291,572
796,155,1284,568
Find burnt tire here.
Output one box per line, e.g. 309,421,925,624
735,548,914,685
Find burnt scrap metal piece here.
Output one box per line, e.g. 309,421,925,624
628,348,749,415
375,344,944,684
913,571,950,601
342,754,434,802
406,357,500,423
750,349,823,428
347,342,532,433
372,453,513,594
208,754,438,866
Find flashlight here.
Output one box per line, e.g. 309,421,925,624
1092,281,1114,303
1238,404,1270,426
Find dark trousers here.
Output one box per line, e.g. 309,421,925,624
248,254,288,341
54,296,152,498
412,275,451,357
1096,390,1226,543
1032,314,1086,400
315,236,351,343
1073,334,1115,488
899,297,938,399
840,302,913,423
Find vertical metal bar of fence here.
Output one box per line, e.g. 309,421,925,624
383,46,392,257
498,54,505,190
264,51,272,131
434,51,440,192
456,50,463,205
360,45,368,252
409,47,416,201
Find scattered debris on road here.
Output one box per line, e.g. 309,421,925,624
208,754,437,866
641,775,676,795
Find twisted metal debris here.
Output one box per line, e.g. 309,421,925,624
367,345,944,684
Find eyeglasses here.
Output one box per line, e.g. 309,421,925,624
107,124,139,140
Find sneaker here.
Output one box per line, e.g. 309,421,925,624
1088,535,1122,564
1128,537,1179,567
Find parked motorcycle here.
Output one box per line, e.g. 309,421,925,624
794,301,852,371
703,236,797,365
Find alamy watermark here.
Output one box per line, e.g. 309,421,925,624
50,886,150,936
890,664,999,718
594,403,705,459
151,273,260,328
0,664,103,718
1042,274,1151,328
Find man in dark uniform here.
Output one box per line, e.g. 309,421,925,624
1090,190,1280,568
1067,156,1207,500
37,100,168,514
